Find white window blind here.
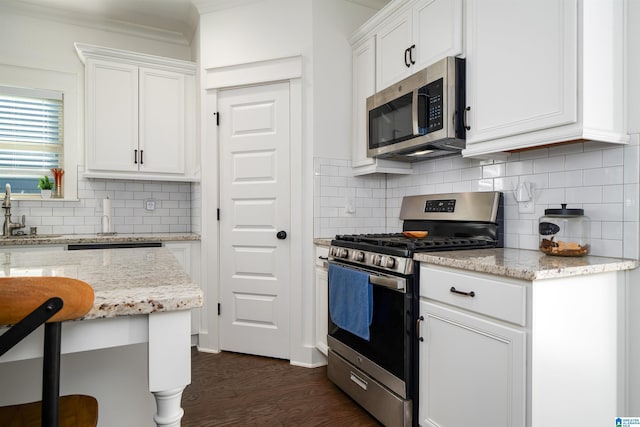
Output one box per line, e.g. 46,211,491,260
0,85,63,194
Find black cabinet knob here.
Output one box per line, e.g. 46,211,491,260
276,230,287,240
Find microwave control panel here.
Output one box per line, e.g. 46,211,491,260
419,78,444,134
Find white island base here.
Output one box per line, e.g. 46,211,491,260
1,310,191,427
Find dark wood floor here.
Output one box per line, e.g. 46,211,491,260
182,348,382,426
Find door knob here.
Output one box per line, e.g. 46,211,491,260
276,230,287,240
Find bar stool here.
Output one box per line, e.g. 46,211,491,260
0,277,99,427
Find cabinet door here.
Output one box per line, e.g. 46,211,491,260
412,0,463,70
465,0,577,145
139,68,185,174
376,8,413,89
86,59,139,172
315,265,328,356
352,38,377,169
419,300,525,427
315,246,329,356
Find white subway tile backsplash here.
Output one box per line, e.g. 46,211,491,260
565,186,602,204
533,155,565,174
482,163,506,178
8,171,194,235
583,166,623,186
315,138,638,258
565,151,602,170
603,147,624,167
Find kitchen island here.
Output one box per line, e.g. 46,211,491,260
0,247,203,427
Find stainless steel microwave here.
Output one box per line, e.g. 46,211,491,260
367,57,466,161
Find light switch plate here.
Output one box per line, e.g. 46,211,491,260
145,199,156,211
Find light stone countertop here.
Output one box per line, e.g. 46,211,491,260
0,247,203,320
414,248,639,281
0,232,200,246
314,238,332,247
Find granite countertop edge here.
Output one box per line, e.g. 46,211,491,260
0,246,203,325
414,248,639,281
314,238,332,247
0,232,200,246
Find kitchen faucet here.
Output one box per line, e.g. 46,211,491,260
2,184,26,237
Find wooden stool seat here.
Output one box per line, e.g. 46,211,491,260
0,277,99,427
0,395,98,427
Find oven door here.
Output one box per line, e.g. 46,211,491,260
327,260,416,400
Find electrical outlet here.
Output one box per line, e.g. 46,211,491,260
345,197,355,214
144,199,156,211
518,201,535,214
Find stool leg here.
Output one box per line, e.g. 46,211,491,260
42,322,61,427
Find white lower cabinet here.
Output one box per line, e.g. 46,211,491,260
419,264,625,427
315,245,329,357
419,265,525,427
419,300,525,427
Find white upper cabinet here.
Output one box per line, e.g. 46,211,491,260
86,59,139,173
376,0,463,89
463,0,629,157
351,37,412,175
76,43,198,181
138,67,185,174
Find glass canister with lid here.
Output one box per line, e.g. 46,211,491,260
539,204,590,256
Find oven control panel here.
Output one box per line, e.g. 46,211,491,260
329,246,413,275
424,199,456,213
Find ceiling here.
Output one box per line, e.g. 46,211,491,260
3,0,391,44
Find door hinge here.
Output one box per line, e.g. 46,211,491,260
213,112,219,126
218,303,221,316
217,208,220,221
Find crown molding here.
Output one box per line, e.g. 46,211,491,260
192,0,263,15
0,1,193,46
75,43,196,74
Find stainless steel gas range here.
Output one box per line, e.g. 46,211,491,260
327,191,504,427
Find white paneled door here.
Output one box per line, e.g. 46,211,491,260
218,82,291,359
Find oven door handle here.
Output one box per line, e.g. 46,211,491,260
369,275,405,291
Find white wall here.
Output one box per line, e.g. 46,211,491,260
0,5,196,233
312,0,378,159
199,0,312,69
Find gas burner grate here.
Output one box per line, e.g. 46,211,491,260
333,233,496,253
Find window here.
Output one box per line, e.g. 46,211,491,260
0,86,63,195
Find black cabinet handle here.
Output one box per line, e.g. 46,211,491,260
404,47,411,67
134,149,138,164
140,149,144,165
416,315,424,342
450,286,475,297
463,106,471,131
409,44,416,65
276,230,287,240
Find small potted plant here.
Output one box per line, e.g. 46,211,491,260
38,175,53,198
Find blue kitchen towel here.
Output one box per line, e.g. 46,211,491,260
328,263,373,341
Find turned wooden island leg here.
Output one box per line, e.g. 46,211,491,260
148,310,192,427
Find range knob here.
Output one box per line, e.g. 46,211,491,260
336,248,349,259
354,251,365,262
373,254,383,266
385,256,396,269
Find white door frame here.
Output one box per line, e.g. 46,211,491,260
200,56,318,366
